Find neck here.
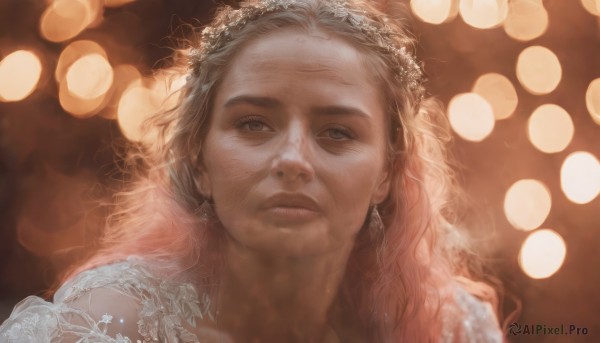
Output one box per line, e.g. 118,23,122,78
214,236,354,342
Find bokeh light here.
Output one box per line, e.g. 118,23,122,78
104,0,136,7
527,104,574,154
116,70,187,143
459,0,508,29
101,64,143,120
56,40,108,83
519,229,566,279
39,0,101,43
56,41,111,117
65,53,114,100
0,50,43,102
472,73,518,120
447,92,495,141
503,0,549,41
586,78,600,125
59,78,108,118
410,0,455,25
561,152,600,204
580,0,600,16
504,179,552,231
516,46,562,95
117,81,160,143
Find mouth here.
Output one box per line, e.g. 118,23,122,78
261,193,321,221
261,193,321,212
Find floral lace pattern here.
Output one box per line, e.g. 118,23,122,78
0,256,503,342
440,286,504,343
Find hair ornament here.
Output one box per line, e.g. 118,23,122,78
189,0,424,91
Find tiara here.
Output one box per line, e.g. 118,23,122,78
189,0,424,91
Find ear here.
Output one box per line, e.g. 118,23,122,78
371,166,391,205
194,162,212,199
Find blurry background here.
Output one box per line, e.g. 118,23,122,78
0,0,599,342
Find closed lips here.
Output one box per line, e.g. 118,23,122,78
261,193,321,211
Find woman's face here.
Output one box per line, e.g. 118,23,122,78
197,29,391,256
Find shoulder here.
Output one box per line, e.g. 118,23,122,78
54,256,161,304
1,256,209,342
439,281,505,343
57,256,209,341
0,257,148,342
52,257,154,340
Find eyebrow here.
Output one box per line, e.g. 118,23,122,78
223,95,281,109
222,95,372,120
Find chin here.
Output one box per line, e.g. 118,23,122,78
228,225,345,258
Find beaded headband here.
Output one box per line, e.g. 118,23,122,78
189,0,424,91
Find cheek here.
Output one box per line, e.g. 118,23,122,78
202,135,267,209
321,152,387,228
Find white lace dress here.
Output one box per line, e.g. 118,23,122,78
0,256,504,342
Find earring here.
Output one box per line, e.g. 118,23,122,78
199,199,215,222
368,204,384,240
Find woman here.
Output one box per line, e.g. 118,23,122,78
0,0,505,341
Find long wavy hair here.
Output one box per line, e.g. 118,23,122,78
61,0,505,341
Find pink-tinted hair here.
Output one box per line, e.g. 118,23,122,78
61,0,505,341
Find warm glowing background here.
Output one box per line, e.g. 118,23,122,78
0,0,599,341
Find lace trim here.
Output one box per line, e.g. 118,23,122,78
56,257,206,342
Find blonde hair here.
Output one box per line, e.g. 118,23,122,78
62,0,505,341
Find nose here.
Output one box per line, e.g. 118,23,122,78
270,122,315,184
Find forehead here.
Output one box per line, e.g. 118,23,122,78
221,28,380,90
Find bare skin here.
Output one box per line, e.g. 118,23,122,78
195,28,390,342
